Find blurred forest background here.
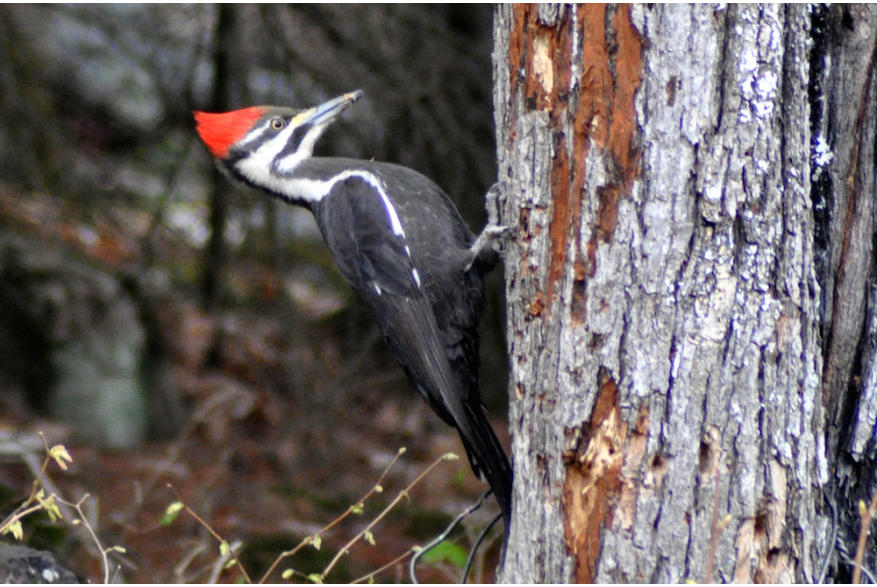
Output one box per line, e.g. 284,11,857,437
0,5,509,582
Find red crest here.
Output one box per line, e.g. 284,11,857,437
193,107,265,158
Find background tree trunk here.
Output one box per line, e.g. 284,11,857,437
201,4,245,313
493,4,876,583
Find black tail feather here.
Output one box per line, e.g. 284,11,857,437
461,402,513,533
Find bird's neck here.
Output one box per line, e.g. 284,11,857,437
255,157,384,208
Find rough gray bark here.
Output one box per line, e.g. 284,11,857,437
816,4,877,581
493,4,876,583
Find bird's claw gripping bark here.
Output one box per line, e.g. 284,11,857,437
465,182,514,272
484,180,510,229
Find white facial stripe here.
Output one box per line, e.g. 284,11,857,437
237,158,293,197
236,122,298,188
275,124,326,173
240,120,292,159
240,124,268,146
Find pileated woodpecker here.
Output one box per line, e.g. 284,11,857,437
194,91,512,531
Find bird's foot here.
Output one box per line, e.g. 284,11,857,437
484,181,508,228
465,224,511,272
464,181,515,272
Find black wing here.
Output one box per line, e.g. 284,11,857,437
315,175,467,425
313,175,512,524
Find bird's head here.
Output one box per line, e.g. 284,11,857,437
194,90,363,197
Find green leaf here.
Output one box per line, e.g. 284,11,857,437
363,530,375,545
420,540,467,569
281,569,294,580
307,573,324,584
220,540,230,556
162,502,184,526
49,445,73,470
311,535,322,550
2,520,23,541
36,492,61,522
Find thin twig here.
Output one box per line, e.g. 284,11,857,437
853,488,877,584
61,494,113,584
259,447,408,583
350,547,417,584
2,434,79,545
168,486,252,584
461,511,501,584
838,528,873,582
320,452,459,581
208,539,244,584
410,491,489,584
0,434,127,583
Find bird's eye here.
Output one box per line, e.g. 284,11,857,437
271,118,285,130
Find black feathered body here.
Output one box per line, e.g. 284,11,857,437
289,158,513,525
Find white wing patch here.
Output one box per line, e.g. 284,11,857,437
281,170,421,292
281,171,404,231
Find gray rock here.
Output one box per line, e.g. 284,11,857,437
0,543,78,584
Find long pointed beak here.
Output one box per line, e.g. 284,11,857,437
304,90,364,126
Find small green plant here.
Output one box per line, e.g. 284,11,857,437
163,447,464,583
0,439,69,541
0,433,125,583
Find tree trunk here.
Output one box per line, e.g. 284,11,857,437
493,4,877,583
201,4,245,313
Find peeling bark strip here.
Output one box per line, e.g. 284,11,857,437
494,4,852,583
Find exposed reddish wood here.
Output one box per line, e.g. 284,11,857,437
547,142,573,302
506,8,645,575
508,5,642,309
508,5,526,92
607,6,643,173
563,369,627,582
576,6,612,149
528,291,546,318
617,402,650,531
